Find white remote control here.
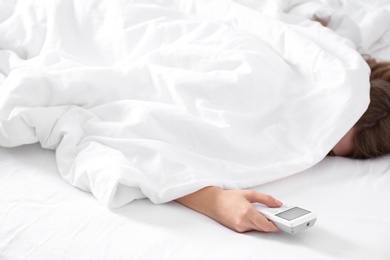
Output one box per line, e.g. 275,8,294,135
254,203,317,234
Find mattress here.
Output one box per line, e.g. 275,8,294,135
1,0,390,259
1,144,389,259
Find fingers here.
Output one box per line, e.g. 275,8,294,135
244,190,283,208
231,205,279,233
249,208,280,232
230,208,279,233
229,197,280,233
239,190,282,233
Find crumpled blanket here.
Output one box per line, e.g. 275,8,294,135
0,0,369,207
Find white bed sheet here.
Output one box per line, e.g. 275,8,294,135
1,0,390,259
0,144,389,260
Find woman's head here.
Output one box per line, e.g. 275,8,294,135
330,59,390,158
350,78,390,158
366,58,390,82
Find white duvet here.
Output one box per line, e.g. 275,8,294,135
0,0,369,207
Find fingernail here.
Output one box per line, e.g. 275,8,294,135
275,200,283,207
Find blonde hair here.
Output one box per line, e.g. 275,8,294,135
351,59,390,158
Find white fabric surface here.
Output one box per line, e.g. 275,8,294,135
0,0,369,207
1,1,390,259
0,144,389,260
236,0,390,60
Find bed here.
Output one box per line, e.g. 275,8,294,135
1,0,389,259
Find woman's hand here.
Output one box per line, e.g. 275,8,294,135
176,186,283,233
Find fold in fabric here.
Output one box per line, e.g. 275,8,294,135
0,0,369,207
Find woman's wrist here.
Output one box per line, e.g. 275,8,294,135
176,187,281,233
176,186,221,218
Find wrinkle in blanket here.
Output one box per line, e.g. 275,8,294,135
0,0,369,207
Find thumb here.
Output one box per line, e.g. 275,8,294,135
245,191,283,208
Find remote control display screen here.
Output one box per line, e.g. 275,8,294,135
276,207,310,220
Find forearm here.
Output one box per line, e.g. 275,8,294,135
176,186,221,219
